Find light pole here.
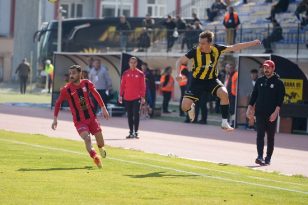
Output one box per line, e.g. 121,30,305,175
57,1,62,52
120,0,123,16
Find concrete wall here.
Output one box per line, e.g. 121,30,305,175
60,0,95,18
0,38,14,81
13,0,42,81
82,0,95,18
138,0,146,17
166,1,176,16
138,0,176,18
0,0,11,37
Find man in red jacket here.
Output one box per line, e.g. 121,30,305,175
51,65,109,169
119,57,146,139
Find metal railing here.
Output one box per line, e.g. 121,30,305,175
57,23,307,58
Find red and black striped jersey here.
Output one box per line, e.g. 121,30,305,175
54,79,105,124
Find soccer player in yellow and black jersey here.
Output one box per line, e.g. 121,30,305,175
176,31,261,131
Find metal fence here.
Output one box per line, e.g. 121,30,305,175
96,24,308,52
58,23,308,60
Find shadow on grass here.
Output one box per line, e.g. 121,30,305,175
17,166,94,172
125,171,198,178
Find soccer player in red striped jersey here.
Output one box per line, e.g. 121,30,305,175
51,65,110,168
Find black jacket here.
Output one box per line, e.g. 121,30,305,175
249,73,285,117
117,21,131,35
270,23,283,41
276,0,289,11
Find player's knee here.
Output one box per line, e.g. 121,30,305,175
217,88,228,101
221,92,229,101
83,134,91,144
181,100,192,112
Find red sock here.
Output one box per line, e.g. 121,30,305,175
89,149,97,158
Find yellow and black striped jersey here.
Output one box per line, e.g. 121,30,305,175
185,44,227,80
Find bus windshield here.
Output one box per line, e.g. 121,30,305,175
36,17,183,62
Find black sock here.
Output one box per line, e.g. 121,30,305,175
220,104,229,119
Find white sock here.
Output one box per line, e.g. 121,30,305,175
222,119,228,124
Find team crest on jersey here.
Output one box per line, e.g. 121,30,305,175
82,87,87,92
79,96,88,110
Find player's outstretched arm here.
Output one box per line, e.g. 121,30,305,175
225,39,261,52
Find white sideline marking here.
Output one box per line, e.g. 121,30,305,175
1,138,307,195
127,156,306,187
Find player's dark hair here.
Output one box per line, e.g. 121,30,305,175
163,66,172,74
129,56,138,61
199,31,214,43
250,69,258,74
69,65,81,72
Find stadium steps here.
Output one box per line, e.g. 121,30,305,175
147,0,307,55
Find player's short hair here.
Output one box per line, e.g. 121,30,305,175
250,69,258,74
129,56,138,62
199,31,214,43
69,65,81,72
164,66,172,74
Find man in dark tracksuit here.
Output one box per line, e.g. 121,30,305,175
15,58,31,94
246,60,285,165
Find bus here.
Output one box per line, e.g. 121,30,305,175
35,17,184,63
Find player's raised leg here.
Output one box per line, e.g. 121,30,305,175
89,118,107,158
181,97,195,122
216,87,234,131
93,132,107,158
80,131,102,168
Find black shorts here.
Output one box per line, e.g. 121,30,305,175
184,78,224,102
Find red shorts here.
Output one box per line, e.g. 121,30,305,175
74,118,102,135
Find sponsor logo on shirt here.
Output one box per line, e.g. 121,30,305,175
127,73,140,78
